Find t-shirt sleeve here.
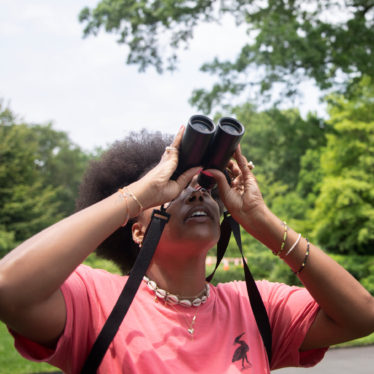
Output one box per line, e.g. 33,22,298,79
10,265,94,373
257,280,329,370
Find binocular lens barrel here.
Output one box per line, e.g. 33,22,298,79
171,115,245,189
171,115,215,180
220,120,243,135
197,117,245,189
190,119,214,134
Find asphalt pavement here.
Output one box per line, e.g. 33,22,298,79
274,346,374,374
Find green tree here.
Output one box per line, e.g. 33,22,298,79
221,103,327,259
79,0,374,112
231,103,327,194
30,124,92,217
0,102,90,256
311,77,374,254
0,121,58,251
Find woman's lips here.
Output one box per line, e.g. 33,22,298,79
184,206,212,222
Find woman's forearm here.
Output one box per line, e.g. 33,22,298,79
0,190,132,312
241,207,374,344
208,148,374,347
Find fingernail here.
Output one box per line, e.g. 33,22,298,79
200,170,214,177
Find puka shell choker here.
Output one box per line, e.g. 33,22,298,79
143,275,210,307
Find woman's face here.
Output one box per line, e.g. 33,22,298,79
136,176,222,254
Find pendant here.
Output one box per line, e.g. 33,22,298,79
188,314,197,335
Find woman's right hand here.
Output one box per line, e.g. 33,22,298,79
128,126,201,212
206,145,267,226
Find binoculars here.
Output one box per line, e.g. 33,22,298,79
171,115,245,189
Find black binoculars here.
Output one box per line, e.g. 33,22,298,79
171,114,245,189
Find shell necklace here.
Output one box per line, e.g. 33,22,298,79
143,275,210,336
143,275,210,307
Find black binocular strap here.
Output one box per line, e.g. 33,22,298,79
228,215,272,364
206,212,272,364
80,209,170,374
205,213,231,283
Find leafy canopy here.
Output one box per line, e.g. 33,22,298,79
221,102,328,256
79,0,374,112
0,102,90,257
312,77,374,254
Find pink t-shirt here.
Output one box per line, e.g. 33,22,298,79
12,265,327,373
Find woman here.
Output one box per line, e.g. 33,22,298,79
0,126,373,373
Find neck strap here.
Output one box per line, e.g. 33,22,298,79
206,212,272,363
80,208,170,374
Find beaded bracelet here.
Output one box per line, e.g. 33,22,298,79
273,221,288,256
294,239,310,275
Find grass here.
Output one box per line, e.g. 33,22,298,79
0,322,57,374
334,333,374,348
1,257,373,373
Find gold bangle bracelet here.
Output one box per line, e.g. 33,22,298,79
273,221,288,256
118,189,130,226
118,188,144,215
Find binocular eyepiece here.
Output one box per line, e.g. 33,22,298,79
171,115,245,189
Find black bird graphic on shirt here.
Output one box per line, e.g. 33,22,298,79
232,332,251,370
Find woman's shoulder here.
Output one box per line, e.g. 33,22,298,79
213,279,313,326
214,278,282,292
63,264,127,296
214,279,305,302
74,263,124,279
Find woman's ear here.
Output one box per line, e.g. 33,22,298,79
132,221,146,247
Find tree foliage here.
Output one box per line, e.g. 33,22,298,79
29,124,92,217
0,102,90,257
79,0,216,73
79,0,374,112
223,77,374,290
230,103,327,191
312,77,374,254
221,103,328,261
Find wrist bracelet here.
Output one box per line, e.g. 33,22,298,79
284,233,302,257
119,187,144,216
294,239,310,275
273,221,288,256
118,189,130,227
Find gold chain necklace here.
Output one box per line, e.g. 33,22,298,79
144,276,209,336
168,302,199,337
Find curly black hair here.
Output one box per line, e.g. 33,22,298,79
76,130,173,274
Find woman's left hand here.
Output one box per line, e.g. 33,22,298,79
205,145,266,226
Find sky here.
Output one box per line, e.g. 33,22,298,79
0,0,323,151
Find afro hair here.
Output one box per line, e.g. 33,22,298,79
76,130,172,274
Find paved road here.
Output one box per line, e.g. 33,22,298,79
274,346,374,374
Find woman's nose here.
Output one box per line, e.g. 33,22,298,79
187,187,209,203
